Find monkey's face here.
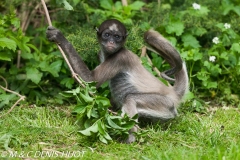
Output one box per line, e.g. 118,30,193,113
100,28,125,55
97,19,127,55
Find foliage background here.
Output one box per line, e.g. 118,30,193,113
1,0,240,110
0,0,240,158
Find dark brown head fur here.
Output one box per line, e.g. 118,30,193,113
97,19,127,38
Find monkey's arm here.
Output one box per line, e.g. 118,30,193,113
46,26,94,82
93,50,132,88
144,30,183,82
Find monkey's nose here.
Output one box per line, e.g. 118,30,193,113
109,41,114,44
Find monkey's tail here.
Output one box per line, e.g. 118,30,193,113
144,29,189,99
173,62,189,99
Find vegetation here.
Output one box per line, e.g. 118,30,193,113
0,105,239,159
0,0,239,159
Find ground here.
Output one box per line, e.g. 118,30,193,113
0,105,239,160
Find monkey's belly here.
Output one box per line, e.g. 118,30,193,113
109,72,138,108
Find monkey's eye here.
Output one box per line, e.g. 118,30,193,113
104,33,110,37
114,35,120,39
114,35,122,41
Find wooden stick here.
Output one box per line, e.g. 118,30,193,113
41,0,52,26
0,76,25,118
0,95,25,118
41,0,85,87
141,46,161,77
121,0,128,6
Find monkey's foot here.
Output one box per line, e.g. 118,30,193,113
125,133,136,143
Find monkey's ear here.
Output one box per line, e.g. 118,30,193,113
95,27,99,33
124,32,129,38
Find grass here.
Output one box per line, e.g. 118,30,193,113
0,105,239,160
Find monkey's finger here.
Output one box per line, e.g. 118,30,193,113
47,26,56,30
46,35,58,42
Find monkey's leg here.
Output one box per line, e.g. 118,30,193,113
121,97,138,143
138,93,178,120
121,93,177,143
124,93,178,122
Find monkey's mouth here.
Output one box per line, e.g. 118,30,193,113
106,46,116,52
107,46,114,49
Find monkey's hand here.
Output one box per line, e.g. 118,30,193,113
46,26,65,44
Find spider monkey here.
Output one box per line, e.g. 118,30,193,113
46,19,188,143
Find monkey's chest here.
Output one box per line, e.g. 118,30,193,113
109,72,138,106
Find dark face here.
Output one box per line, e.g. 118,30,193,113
97,19,127,55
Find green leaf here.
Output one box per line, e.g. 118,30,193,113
199,6,209,15
233,6,240,16
228,54,237,66
78,122,98,136
184,91,195,101
129,1,145,10
80,92,94,103
203,81,217,89
97,121,105,135
121,121,136,130
21,52,33,59
167,37,177,46
107,116,124,129
0,38,17,51
39,60,62,77
60,78,74,89
98,121,112,140
100,0,113,10
26,67,43,84
159,77,169,86
222,3,240,16
182,34,201,48
86,105,93,118
62,0,73,10
222,34,231,46
11,17,20,28
65,87,80,96
99,135,108,144
0,51,12,61
72,104,86,114
222,3,234,15
131,114,139,120
220,52,228,60
114,1,122,11
91,108,99,118
165,20,184,36
84,119,92,128
231,43,240,53
49,60,63,77
95,97,111,107
193,51,202,61
151,53,163,68
204,61,222,76
0,94,11,106
197,71,209,81
215,23,225,32
27,44,40,53
103,132,112,141
9,36,31,53
191,27,207,36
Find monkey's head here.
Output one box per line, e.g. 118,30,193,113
96,19,128,55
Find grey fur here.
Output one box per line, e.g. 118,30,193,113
46,20,188,143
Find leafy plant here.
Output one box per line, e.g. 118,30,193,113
62,81,137,144
149,1,240,108
0,12,71,107
82,0,145,25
